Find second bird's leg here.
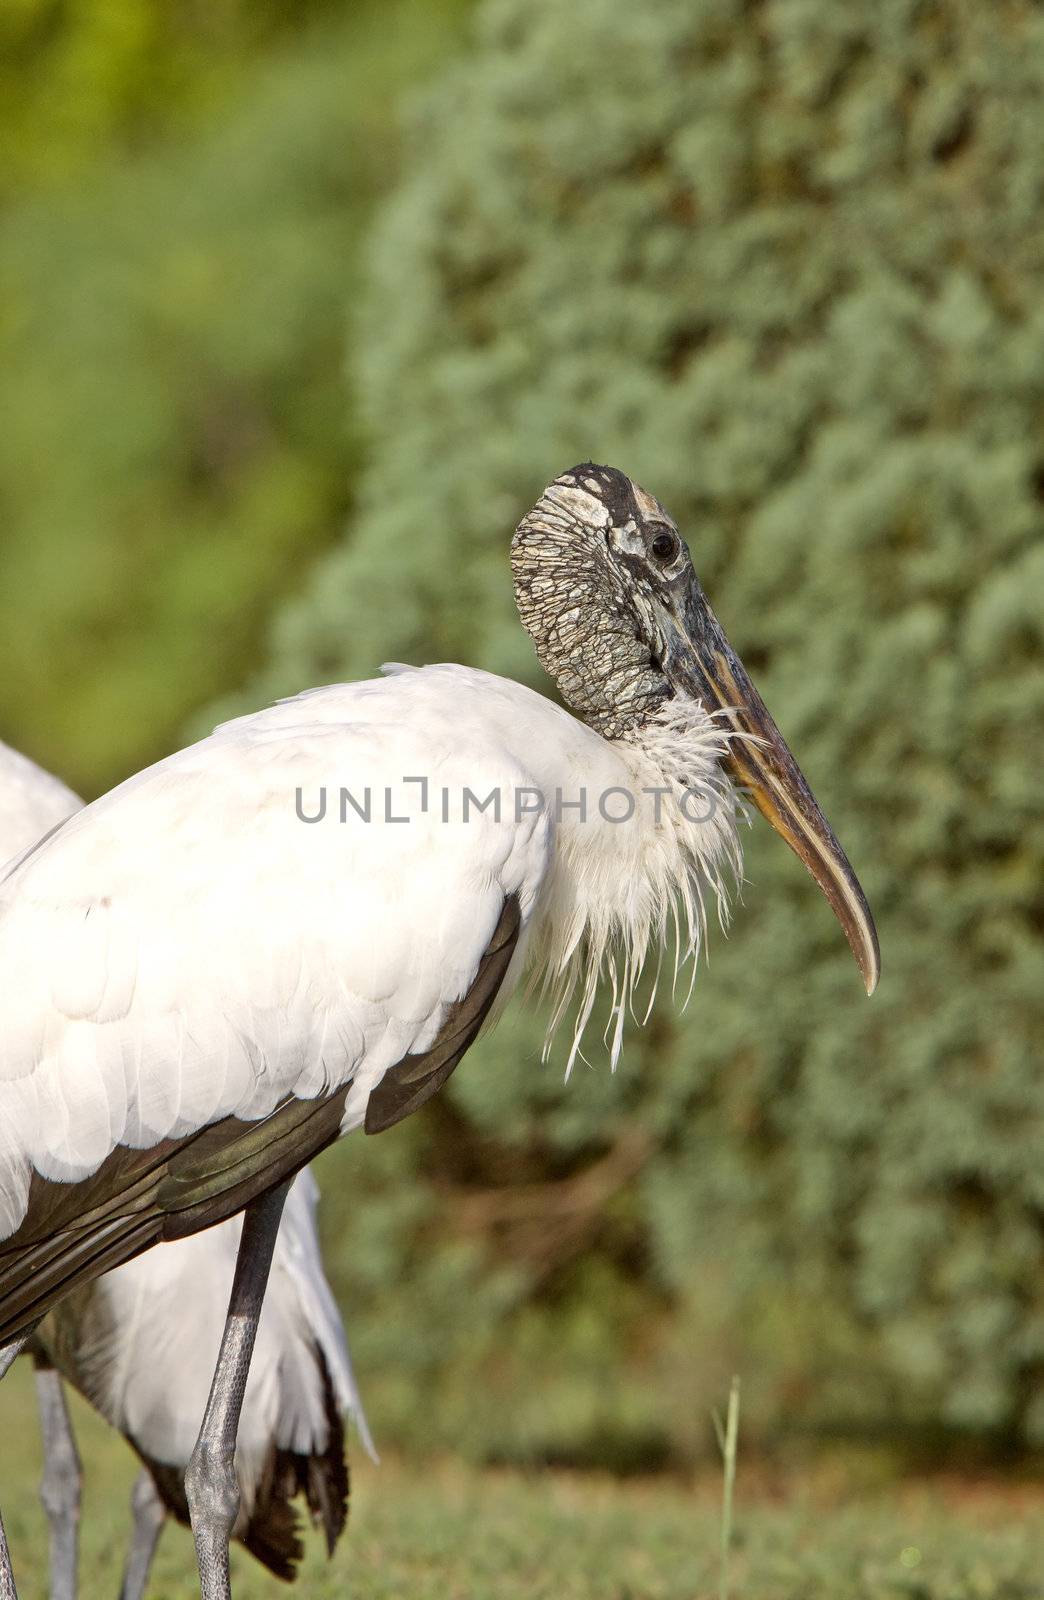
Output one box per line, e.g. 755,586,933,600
184,1181,290,1600
117,1470,166,1600
0,1326,39,1600
33,1364,82,1600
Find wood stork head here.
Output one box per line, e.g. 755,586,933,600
513,463,880,994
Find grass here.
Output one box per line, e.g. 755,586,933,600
1,1361,1042,1599
712,1377,741,1600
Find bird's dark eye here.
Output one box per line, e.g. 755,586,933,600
650,529,679,564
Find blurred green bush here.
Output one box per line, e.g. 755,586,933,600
0,0,471,794
241,0,1043,1462
0,0,340,199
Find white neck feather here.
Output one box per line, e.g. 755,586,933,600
526,699,747,1074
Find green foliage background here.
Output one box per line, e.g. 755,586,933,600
2,0,1042,1469
0,0,471,793
239,0,1044,1463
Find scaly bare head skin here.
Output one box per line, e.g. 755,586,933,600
513,464,880,994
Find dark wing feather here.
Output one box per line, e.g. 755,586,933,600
0,1091,350,1346
0,892,522,1344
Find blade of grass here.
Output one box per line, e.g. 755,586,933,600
715,1376,740,1600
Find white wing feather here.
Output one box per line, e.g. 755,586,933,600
0,670,554,1237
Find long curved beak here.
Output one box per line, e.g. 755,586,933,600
665,580,880,995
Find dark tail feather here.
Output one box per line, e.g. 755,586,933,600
240,1477,305,1582
135,1345,347,1584
142,1452,308,1585
243,1344,349,1575
302,1347,350,1557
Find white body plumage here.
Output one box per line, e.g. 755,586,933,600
0,664,738,1243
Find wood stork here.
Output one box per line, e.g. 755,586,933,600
0,465,878,1600
0,743,372,1599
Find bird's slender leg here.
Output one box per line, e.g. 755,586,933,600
0,1500,15,1600
118,1470,166,1600
34,1364,82,1600
184,1181,290,1600
0,1325,39,1600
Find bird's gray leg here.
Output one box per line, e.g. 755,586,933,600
0,1325,39,1600
0,1494,16,1600
117,1470,166,1600
34,1364,82,1600
184,1182,290,1600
